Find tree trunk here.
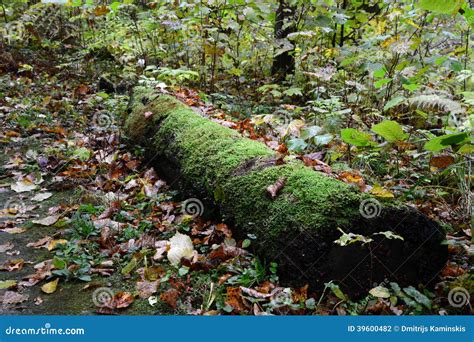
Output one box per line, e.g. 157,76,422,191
271,0,296,79
124,87,447,296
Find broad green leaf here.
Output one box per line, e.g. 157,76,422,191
373,67,387,78
283,87,303,97
340,128,373,147
287,138,307,152
403,286,432,309
109,1,121,10
418,0,463,14
458,144,474,154
325,282,347,301
402,83,420,92
369,286,391,298
424,132,470,152
300,126,323,140
374,78,392,89
371,120,408,142
313,133,333,146
383,96,405,111
73,147,91,161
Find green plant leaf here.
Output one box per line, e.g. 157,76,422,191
340,128,373,147
383,96,405,111
374,78,392,89
418,0,463,14
371,120,408,142
403,286,432,309
424,132,470,152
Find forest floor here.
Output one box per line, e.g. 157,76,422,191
0,47,472,316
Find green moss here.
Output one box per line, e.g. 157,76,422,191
220,163,362,256
125,91,363,245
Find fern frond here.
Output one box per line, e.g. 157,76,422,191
408,94,465,115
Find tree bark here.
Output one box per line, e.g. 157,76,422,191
271,0,296,79
124,87,447,296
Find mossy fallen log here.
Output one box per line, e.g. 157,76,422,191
124,87,447,295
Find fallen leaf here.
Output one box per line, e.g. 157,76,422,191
47,239,68,251
266,177,286,199
225,287,247,313
370,184,394,198
136,280,159,299
11,179,37,192
430,155,455,170
112,291,134,309
160,288,180,308
209,244,247,261
167,232,194,266
32,215,60,226
27,236,52,249
31,192,53,202
0,280,17,289
41,278,59,294
1,258,24,271
3,291,29,304
0,242,14,252
369,286,391,298
0,227,26,234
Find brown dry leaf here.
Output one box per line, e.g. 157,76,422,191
1,227,26,234
339,171,365,190
216,223,232,238
218,273,232,285
160,288,180,309
93,5,110,16
32,215,60,226
27,236,52,249
136,280,159,299
112,292,134,309
0,242,14,253
430,155,455,170
266,177,287,199
75,84,90,96
208,244,247,261
41,278,59,294
1,258,24,272
3,291,28,304
225,287,247,313
240,286,273,299
292,284,308,303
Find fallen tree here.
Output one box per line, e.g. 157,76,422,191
124,87,447,295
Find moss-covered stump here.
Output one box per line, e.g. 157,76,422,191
124,87,447,296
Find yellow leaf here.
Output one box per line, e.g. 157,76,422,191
94,5,110,16
47,239,68,251
41,278,59,294
370,184,394,198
